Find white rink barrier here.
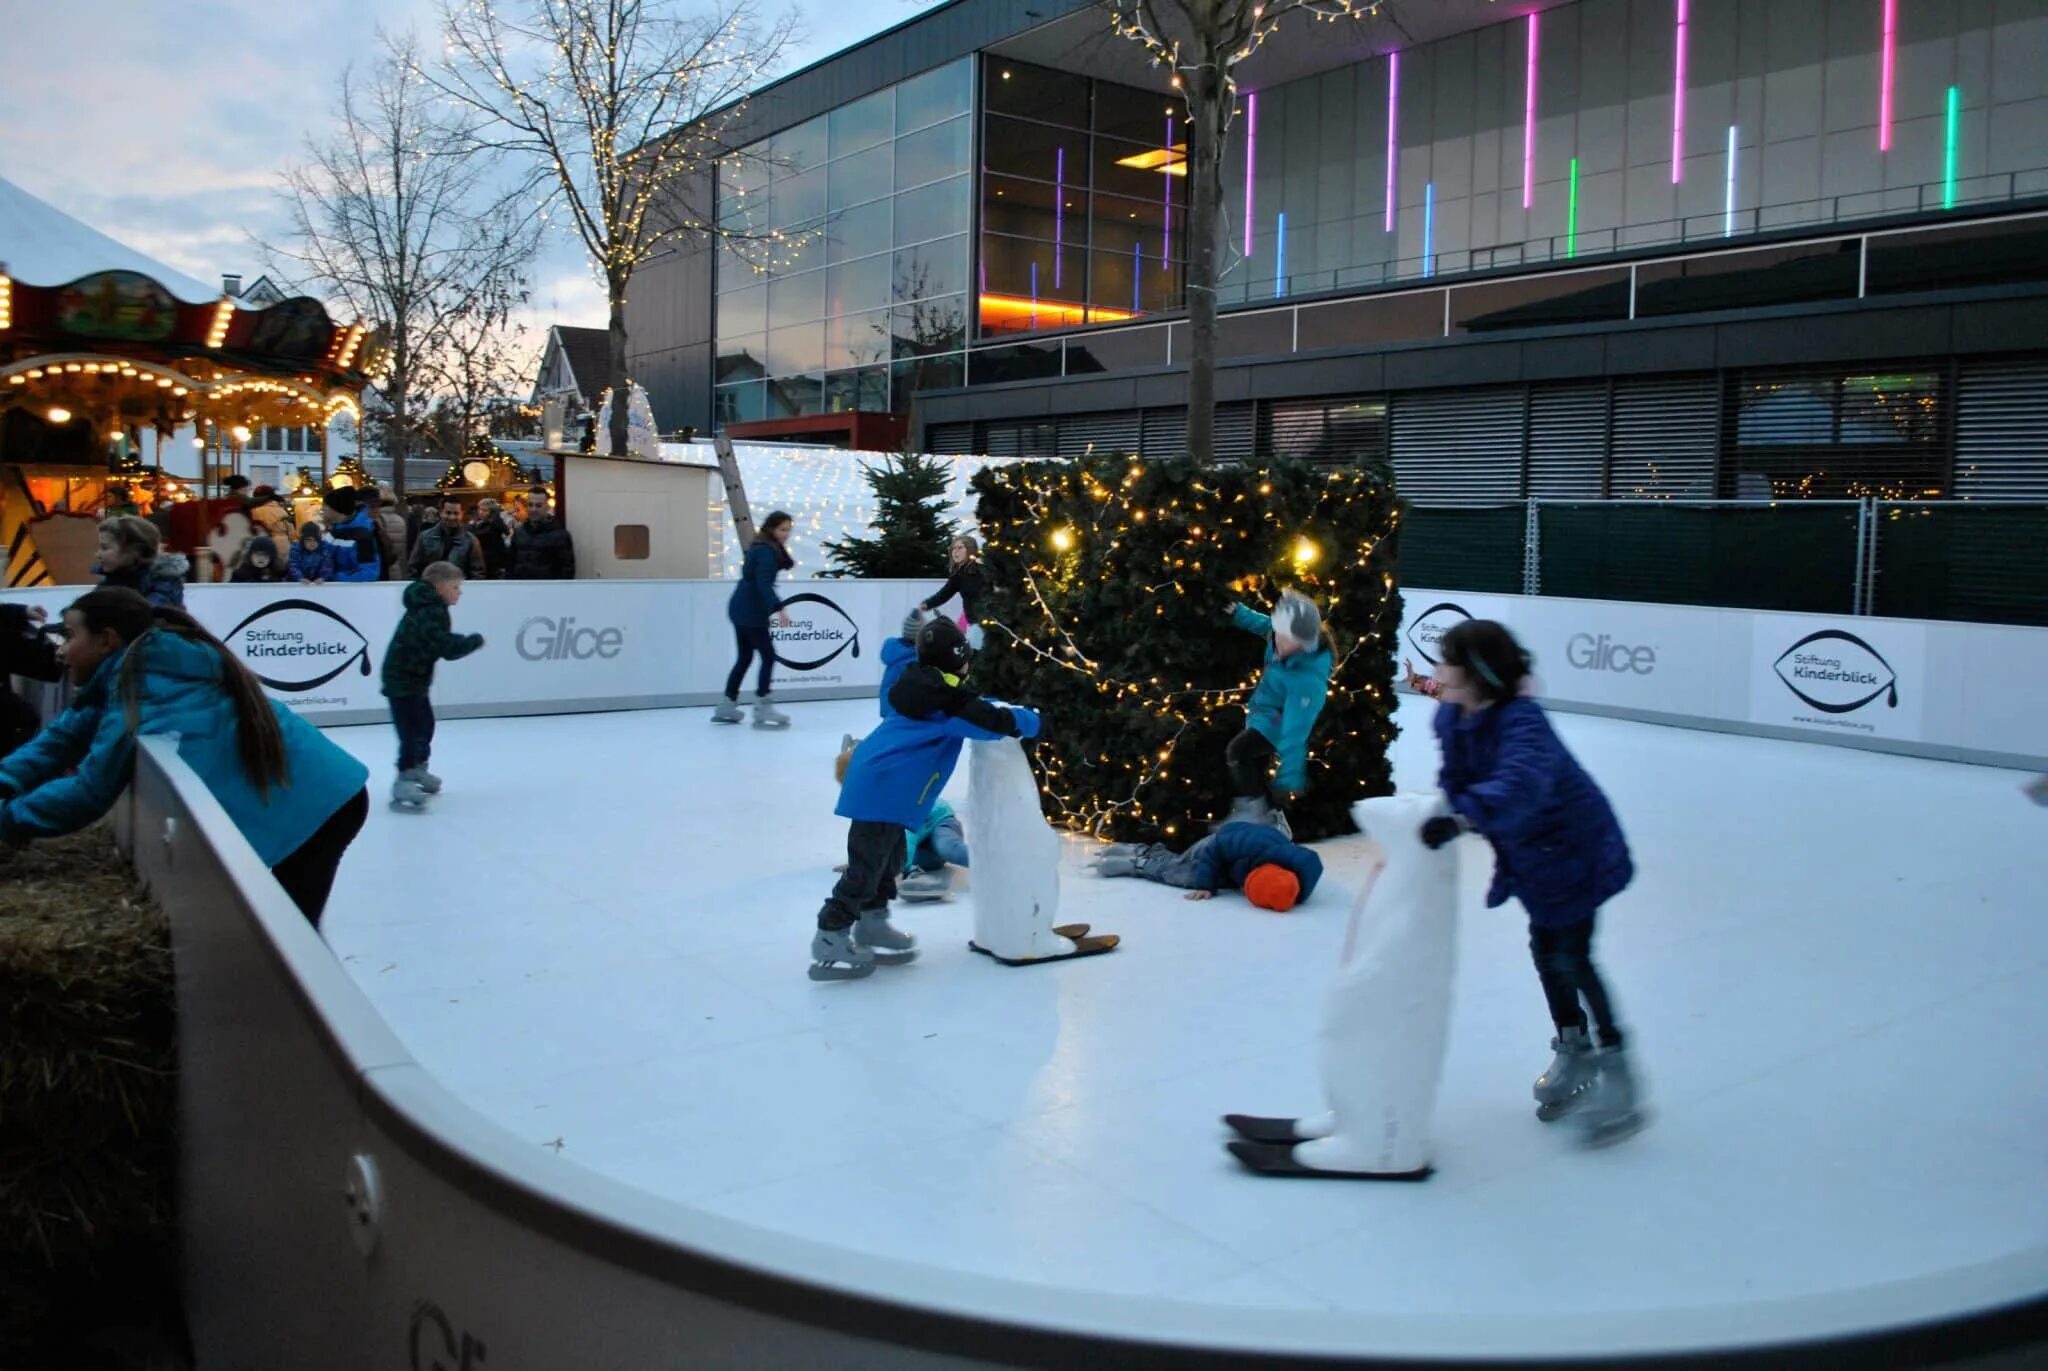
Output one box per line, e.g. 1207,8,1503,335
0,578,925,726
4,579,2045,768
1399,590,2048,772
121,737,2048,1368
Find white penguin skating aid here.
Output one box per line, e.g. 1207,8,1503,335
1225,792,1457,1179
965,733,1118,964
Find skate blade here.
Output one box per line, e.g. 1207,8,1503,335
1534,1085,1593,1123
751,718,791,730
1226,1139,1433,1181
389,799,428,813
862,947,919,964
807,961,876,981
1579,1111,1649,1148
1221,1114,1307,1145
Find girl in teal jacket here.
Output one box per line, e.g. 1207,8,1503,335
1223,591,1332,834
0,588,371,926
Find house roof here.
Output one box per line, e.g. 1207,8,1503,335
0,174,219,302
544,325,612,404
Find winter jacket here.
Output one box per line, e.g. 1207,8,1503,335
1192,821,1325,900
509,514,575,580
0,605,62,761
325,507,382,582
287,540,339,583
903,799,959,869
470,516,510,579
374,508,409,581
728,538,789,627
99,553,189,609
250,500,293,558
837,655,1039,829
919,560,986,624
230,534,286,582
409,521,487,580
1232,603,1332,793
1434,696,1633,926
381,580,484,698
0,633,369,865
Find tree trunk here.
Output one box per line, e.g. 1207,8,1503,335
390,364,408,498
1184,54,1228,468
607,276,630,458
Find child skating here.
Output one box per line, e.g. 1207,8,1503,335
1091,821,1322,912
1420,619,1645,1145
810,616,1041,980
381,562,484,811
835,735,965,902
1222,591,1332,837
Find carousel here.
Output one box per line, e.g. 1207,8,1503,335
1,179,381,587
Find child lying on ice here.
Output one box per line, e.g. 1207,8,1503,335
1089,820,1323,912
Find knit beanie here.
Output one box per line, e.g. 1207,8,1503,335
323,485,359,518
1274,590,1321,651
1243,863,1302,912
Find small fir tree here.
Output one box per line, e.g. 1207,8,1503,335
969,453,1401,844
822,452,958,579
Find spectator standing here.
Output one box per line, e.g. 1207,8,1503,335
509,486,575,579
319,487,382,582
410,497,488,579
94,516,187,609
368,484,410,581
471,498,510,579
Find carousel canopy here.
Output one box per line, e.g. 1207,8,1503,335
0,175,217,302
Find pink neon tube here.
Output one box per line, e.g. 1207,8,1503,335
1385,50,1400,231
1524,13,1538,210
1244,92,1257,257
1672,0,1689,183
1880,0,1896,151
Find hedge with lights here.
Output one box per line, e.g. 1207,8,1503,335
968,453,1403,847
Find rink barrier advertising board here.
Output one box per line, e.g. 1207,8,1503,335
4,580,2043,767
1394,589,2046,770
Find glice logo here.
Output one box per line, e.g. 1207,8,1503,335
772,592,862,671
1772,629,1899,714
1566,631,1656,675
1405,602,1471,666
222,599,371,692
516,615,623,661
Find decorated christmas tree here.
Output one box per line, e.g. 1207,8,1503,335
968,453,1402,845
822,452,957,579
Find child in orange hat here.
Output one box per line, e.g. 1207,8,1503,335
1090,820,1321,910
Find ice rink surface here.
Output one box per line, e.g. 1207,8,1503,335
321,695,2048,1319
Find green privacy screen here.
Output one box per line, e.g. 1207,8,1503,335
1873,504,2048,627
1398,505,1527,593
1536,503,1860,613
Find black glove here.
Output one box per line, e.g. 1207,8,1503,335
1420,815,1464,849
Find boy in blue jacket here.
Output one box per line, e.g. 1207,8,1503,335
1420,618,1643,1146
1091,821,1322,911
811,615,1041,981
1223,590,1332,837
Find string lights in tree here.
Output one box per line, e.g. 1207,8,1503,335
970,452,1403,846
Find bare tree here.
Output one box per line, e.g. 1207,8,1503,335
432,0,798,458
268,30,537,495
417,272,537,463
1109,0,1388,466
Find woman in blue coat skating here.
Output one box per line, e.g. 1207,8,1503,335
0,588,371,927
716,510,795,729
1421,618,1645,1146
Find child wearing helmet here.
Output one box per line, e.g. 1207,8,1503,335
807,608,1044,980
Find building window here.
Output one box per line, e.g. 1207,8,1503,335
714,57,973,421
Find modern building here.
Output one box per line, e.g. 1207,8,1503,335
629,0,2048,616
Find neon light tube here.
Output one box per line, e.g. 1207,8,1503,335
1275,210,1287,298
1030,260,1039,327
1567,157,1579,257
1385,50,1400,232
1724,125,1737,236
1423,183,1435,277
1944,86,1960,208
1880,0,1896,151
1164,115,1175,264
1523,13,1539,210
1054,146,1064,289
1244,92,1258,257
1672,0,1689,184
1133,242,1143,314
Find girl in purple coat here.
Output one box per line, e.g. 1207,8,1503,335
1420,619,1645,1145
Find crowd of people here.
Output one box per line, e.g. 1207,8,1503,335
215,479,575,586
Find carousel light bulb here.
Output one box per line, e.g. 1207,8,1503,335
46,406,71,423
232,426,252,443
193,437,205,448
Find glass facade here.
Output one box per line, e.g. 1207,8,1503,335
714,58,973,422
978,60,1190,337
1218,0,2048,305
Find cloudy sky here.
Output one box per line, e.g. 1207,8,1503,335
0,0,916,361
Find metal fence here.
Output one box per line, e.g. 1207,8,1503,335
1404,499,2048,628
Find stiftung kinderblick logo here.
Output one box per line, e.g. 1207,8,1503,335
222,599,371,692
1773,629,1899,713
771,592,862,671
1406,602,1471,666
517,616,624,661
